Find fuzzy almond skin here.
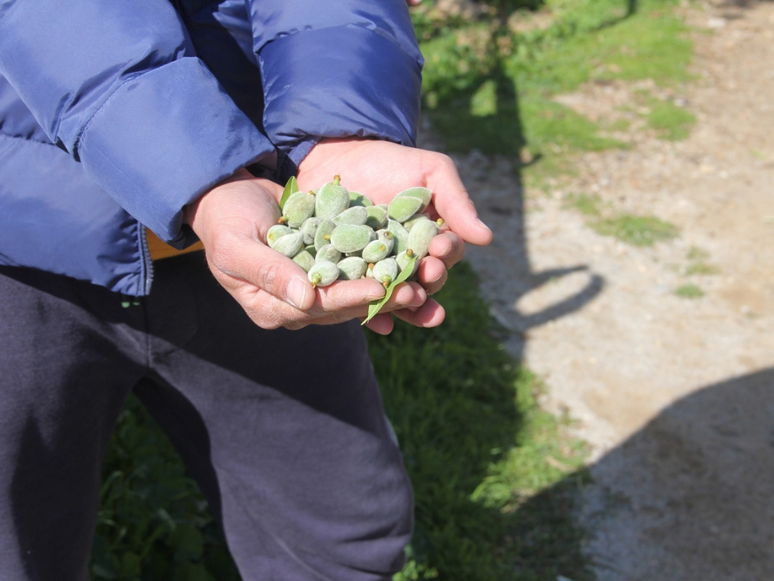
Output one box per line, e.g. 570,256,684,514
337,256,368,280
315,244,342,264
266,224,294,249
282,191,316,227
387,195,423,223
272,230,304,257
372,257,399,286
348,191,374,207
362,239,391,263
314,219,337,251
333,205,368,226
315,178,350,219
330,224,373,254
396,249,418,276
299,217,321,246
406,217,439,260
307,260,339,287
365,205,388,230
387,219,410,254
292,248,316,272
395,186,432,212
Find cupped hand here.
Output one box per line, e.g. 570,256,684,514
297,138,493,298
184,169,438,334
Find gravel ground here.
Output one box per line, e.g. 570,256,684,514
426,2,774,578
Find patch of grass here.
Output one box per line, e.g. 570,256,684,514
368,262,592,580
646,100,696,141
417,0,693,179
562,192,603,217
685,262,719,276
521,98,628,153
92,397,241,581
563,193,679,246
593,214,679,246
684,245,719,275
674,283,705,299
511,2,691,95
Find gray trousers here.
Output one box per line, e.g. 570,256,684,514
0,254,412,581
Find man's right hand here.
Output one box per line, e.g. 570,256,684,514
183,169,433,333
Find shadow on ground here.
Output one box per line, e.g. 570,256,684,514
518,367,774,580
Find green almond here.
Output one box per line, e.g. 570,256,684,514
299,217,321,246
333,205,368,226
308,260,339,287
396,187,432,212
292,248,316,273
396,249,418,276
315,244,342,264
387,219,409,254
362,239,391,263
315,175,350,219
330,224,374,254
272,230,304,257
365,205,388,230
349,191,374,207
387,195,423,223
406,217,440,260
282,191,316,227
372,257,398,286
266,224,294,248
337,256,368,280
314,219,336,251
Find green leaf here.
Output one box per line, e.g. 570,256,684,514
279,176,299,211
362,255,417,325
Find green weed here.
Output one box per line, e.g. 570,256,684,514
593,214,679,246
91,397,241,581
564,193,679,246
563,192,603,216
646,100,696,141
684,246,719,275
674,283,705,299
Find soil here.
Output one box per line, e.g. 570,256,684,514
425,1,774,579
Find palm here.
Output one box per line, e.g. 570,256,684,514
296,139,491,247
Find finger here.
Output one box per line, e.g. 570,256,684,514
392,299,446,328
364,313,395,335
427,231,465,270
415,257,447,296
425,154,493,246
236,278,385,330
210,237,317,311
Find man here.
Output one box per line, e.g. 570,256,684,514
0,1,492,579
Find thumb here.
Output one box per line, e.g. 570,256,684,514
427,164,493,247
209,235,316,311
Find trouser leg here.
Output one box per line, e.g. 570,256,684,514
137,254,414,581
0,266,146,581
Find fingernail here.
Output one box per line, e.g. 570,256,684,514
437,240,453,259
287,276,308,309
477,218,492,232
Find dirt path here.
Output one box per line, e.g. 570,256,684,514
438,2,774,578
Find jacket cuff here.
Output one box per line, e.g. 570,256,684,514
259,25,422,156
77,57,275,245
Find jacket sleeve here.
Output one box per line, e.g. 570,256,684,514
0,0,275,244
247,0,424,171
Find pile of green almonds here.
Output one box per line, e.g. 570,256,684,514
266,175,443,288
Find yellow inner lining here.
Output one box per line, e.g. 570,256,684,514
146,228,204,260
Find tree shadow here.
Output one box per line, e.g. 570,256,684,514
520,367,774,579
419,12,611,359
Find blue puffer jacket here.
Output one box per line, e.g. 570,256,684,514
0,0,423,295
